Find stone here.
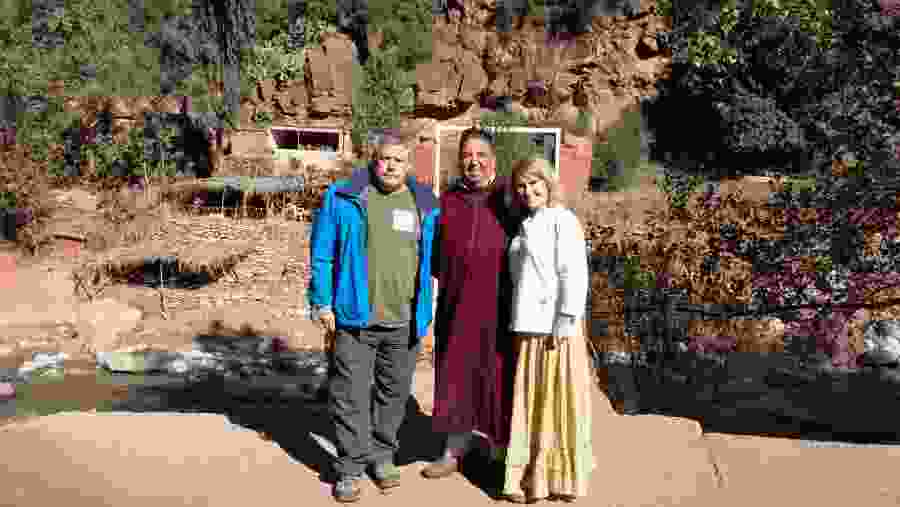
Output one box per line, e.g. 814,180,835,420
553,102,582,132
636,34,659,58
75,299,143,353
154,96,181,115
285,83,308,110
111,119,137,144
257,80,276,103
862,320,900,366
48,79,65,97
130,97,155,122
273,89,305,117
108,97,131,118
415,38,488,112
305,36,354,117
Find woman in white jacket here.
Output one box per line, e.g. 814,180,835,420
501,157,594,504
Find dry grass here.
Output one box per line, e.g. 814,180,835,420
78,241,257,283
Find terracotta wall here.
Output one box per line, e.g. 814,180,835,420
557,140,593,198
414,142,436,188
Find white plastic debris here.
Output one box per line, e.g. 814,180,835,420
166,359,190,375
18,352,69,378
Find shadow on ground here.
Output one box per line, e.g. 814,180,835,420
601,352,900,445
88,343,447,487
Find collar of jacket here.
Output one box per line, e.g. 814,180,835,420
451,174,502,194
335,163,439,214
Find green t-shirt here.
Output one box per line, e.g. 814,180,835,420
366,184,419,327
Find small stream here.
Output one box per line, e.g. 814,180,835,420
6,337,900,447
1,336,332,424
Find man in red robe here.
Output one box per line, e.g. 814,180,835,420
422,128,519,480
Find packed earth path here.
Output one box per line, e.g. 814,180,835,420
4,176,900,506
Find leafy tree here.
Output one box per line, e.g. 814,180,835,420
255,0,291,42
369,0,432,72
655,0,833,67
304,0,338,47
142,0,194,34
645,0,898,179
11,95,79,161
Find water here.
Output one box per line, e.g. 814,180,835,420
0,342,332,425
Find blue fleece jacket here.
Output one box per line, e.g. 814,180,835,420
307,165,440,340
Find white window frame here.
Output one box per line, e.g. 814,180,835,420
269,126,344,162
433,126,562,197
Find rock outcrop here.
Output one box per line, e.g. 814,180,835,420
53,1,672,177
305,33,356,118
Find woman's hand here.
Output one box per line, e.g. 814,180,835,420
548,313,577,350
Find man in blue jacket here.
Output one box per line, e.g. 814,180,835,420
308,129,439,503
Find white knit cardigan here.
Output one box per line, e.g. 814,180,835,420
508,205,589,336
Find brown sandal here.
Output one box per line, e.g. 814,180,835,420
502,493,528,504
421,457,459,479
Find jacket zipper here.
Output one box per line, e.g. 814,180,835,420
346,192,368,322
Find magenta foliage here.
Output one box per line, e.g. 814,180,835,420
881,0,900,17
655,272,673,289
271,336,289,353
0,128,15,145
81,126,96,145
546,31,575,49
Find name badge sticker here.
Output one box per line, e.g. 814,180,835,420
392,209,417,233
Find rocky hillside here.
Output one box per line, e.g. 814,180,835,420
241,0,669,144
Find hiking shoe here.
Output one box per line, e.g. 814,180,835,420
371,462,401,492
333,474,363,503
421,456,459,479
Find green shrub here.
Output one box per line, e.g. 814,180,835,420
623,256,657,290
252,110,274,129
656,0,833,67
476,110,543,178
350,46,415,153
814,255,833,274
370,0,433,72
656,173,705,209
0,191,16,209
591,109,645,190
81,125,178,178
304,0,338,48
14,97,80,162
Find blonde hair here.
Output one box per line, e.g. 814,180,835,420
511,157,563,208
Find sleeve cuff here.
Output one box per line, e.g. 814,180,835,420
552,314,578,338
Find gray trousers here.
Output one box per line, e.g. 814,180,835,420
329,324,418,477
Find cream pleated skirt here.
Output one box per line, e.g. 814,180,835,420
502,320,596,499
